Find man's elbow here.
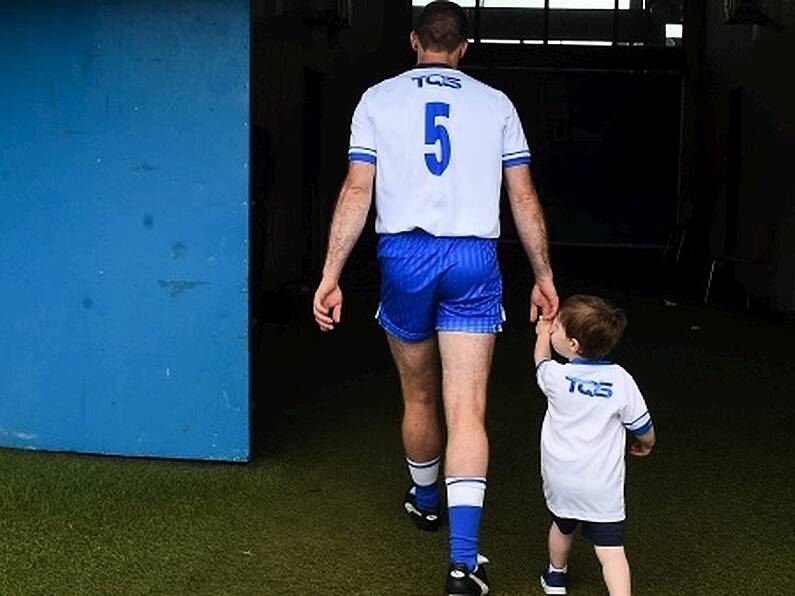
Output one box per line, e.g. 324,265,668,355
344,182,372,197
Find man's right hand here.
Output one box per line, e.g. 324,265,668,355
313,277,343,332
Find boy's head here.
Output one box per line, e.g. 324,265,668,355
551,295,627,360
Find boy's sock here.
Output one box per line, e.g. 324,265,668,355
446,477,487,571
407,456,441,511
548,564,568,574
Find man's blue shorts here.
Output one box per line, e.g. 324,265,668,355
376,229,504,343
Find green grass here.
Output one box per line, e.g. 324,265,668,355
2,258,794,595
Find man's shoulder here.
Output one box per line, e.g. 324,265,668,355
367,68,419,91
459,71,506,96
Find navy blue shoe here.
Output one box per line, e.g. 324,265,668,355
540,567,568,595
403,486,441,532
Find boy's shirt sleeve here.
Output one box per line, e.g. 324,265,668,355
348,89,377,164
620,373,653,436
536,359,566,399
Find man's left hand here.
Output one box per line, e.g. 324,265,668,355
530,277,559,322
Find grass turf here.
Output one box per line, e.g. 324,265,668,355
1,246,794,595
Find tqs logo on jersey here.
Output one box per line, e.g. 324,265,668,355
565,376,613,399
411,74,462,89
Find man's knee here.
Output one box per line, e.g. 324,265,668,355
445,394,487,426
445,407,487,438
404,390,438,407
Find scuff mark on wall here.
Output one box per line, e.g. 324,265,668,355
133,163,159,173
171,242,188,259
0,428,39,441
157,279,210,297
57,128,87,137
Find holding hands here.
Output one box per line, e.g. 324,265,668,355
531,277,559,323
535,315,553,336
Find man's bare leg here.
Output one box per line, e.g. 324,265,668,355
386,334,443,462
438,332,494,476
387,333,444,528
438,332,495,573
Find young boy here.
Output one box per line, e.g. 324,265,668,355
534,295,656,596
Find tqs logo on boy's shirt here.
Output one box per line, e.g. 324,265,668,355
564,376,614,399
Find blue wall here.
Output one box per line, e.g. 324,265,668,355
0,1,250,461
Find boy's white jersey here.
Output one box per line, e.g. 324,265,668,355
348,64,531,239
536,359,653,522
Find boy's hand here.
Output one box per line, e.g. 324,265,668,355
535,316,553,336
630,439,653,457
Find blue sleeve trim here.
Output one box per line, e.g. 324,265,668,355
503,156,531,168
349,145,376,154
624,410,649,427
349,153,377,164
535,359,551,375
631,420,654,437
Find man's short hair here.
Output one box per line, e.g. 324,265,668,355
558,295,627,360
414,1,468,54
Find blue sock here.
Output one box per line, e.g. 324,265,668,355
447,477,486,571
415,483,440,511
407,456,441,511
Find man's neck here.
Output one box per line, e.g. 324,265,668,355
416,52,458,69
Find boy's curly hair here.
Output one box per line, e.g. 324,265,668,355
558,295,627,360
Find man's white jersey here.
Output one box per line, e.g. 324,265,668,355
536,359,653,522
348,64,531,239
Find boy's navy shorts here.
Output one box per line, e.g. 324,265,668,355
552,513,626,547
376,229,504,342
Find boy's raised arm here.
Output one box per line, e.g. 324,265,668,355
534,317,553,367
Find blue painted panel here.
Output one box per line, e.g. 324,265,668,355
0,1,250,461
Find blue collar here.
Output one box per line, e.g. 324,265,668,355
570,358,613,366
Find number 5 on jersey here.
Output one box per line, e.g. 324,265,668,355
424,102,451,176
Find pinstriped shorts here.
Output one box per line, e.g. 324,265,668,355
376,229,504,343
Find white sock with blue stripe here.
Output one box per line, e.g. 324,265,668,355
447,477,486,571
407,456,441,511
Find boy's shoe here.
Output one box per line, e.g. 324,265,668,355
403,486,441,532
446,554,490,595
539,567,568,595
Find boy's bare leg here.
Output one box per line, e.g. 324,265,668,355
548,521,574,569
594,546,631,596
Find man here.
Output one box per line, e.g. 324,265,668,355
312,2,558,594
